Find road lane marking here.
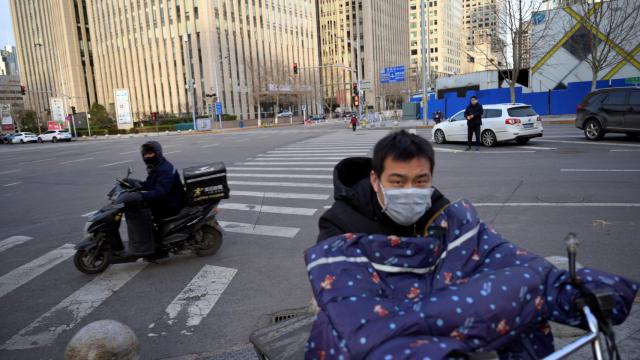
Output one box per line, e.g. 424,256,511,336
228,167,333,171
229,173,331,179
119,150,138,155
3,182,21,187
60,157,94,165
101,160,133,167
610,149,640,152
0,244,76,299
474,202,640,207
218,221,300,238
0,169,21,175
231,191,330,200
200,144,219,148
269,150,369,153
0,236,32,254
1,262,147,350
257,154,362,158
240,162,338,165
280,147,373,151
218,203,317,215
26,158,55,164
162,265,237,329
537,139,640,148
513,146,557,150
164,150,182,155
434,148,463,153
561,169,640,172
228,180,333,189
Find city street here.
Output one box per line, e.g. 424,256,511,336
0,123,639,359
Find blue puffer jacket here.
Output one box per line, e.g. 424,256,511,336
304,200,638,359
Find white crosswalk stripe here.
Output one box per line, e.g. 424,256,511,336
231,191,330,200
218,202,317,215
1,262,147,350
229,173,332,179
218,221,300,238
240,161,338,165
0,244,76,299
257,154,364,158
268,150,369,153
228,167,333,171
0,236,32,254
159,265,237,330
228,180,333,188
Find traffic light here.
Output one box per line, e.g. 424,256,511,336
20,85,26,95
293,62,298,74
353,82,358,94
71,106,77,115
353,95,360,108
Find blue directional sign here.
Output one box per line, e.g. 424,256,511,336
215,102,223,115
380,65,406,84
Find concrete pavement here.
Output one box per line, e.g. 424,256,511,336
0,123,639,359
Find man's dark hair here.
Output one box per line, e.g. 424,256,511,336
372,130,435,175
470,95,478,100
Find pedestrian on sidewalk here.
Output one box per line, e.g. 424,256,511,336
350,114,358,132
464,96,484,151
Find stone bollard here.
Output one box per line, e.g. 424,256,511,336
64,320,140,360
545,256,586,338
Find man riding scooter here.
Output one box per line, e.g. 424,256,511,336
117,141,186,257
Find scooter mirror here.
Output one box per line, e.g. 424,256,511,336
126,166,133,178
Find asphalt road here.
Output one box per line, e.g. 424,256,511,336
0,123,638,359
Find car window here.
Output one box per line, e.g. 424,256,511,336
451,111,466,121
45,130,54,134
59,129,69,132
587,93,607,105
629,91,640,106
24,132,34,136
483,109,502,118
603,92,628,105
507,106,537,117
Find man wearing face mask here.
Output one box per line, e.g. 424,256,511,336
318,130,449,242
117,141,186,256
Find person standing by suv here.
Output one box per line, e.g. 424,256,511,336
464,96,484,151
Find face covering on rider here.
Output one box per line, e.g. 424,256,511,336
143,154,159,167
379,184,434,226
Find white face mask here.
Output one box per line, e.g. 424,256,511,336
379,184,434,226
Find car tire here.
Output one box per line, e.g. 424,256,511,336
584,119,604,141
515,138,530,145
434,129,446,144
481,130,497,147
37,137,43,143
19,139,24,144
52,137,58,143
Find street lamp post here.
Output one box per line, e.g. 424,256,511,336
182,34,197,131
420,0,431,126
354,0,363,118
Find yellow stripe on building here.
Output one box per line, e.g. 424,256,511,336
603,44,640,80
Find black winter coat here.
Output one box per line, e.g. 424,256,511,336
317,157,450,242
141,142,186,219
464,103,484,127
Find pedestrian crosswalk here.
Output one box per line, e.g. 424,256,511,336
0,131,386,354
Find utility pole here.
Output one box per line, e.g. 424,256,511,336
420,0,431,126
182,34,197,130
354,0,363,118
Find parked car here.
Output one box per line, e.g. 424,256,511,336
308,114,325,121
575,87,640,141
0,133,12,144
37,129,72,143
11,132,38,144
432,103,543,147
277,110,293,118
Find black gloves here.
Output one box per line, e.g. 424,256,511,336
117,191,143,204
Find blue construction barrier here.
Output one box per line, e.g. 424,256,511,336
419,78,634,119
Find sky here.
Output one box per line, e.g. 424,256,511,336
0,0,15,46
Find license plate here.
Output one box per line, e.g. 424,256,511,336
523,123,534,129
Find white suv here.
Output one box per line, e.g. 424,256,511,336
432,103,544,147
37,129,72,143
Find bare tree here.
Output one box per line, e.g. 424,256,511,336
564,0,640,91
468,0,555,102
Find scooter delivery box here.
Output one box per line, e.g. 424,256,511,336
183,162,230,205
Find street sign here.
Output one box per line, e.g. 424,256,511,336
215,102,223,115
625,77,640,84
360,80,373,90
380,65,406,84
50,97,65,122
114,89,133,130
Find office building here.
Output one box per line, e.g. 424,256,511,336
319,0,409,111
1,45,20,76
408,0,465,88
10,0,320,122
462,0,506,72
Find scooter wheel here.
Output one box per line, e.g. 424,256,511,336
74,249,111,274
195,225,223,257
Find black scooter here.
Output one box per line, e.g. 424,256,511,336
74,168,224,274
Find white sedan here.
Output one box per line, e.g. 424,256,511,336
37,129,72,143
432,103,544,147
11,132,38,144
